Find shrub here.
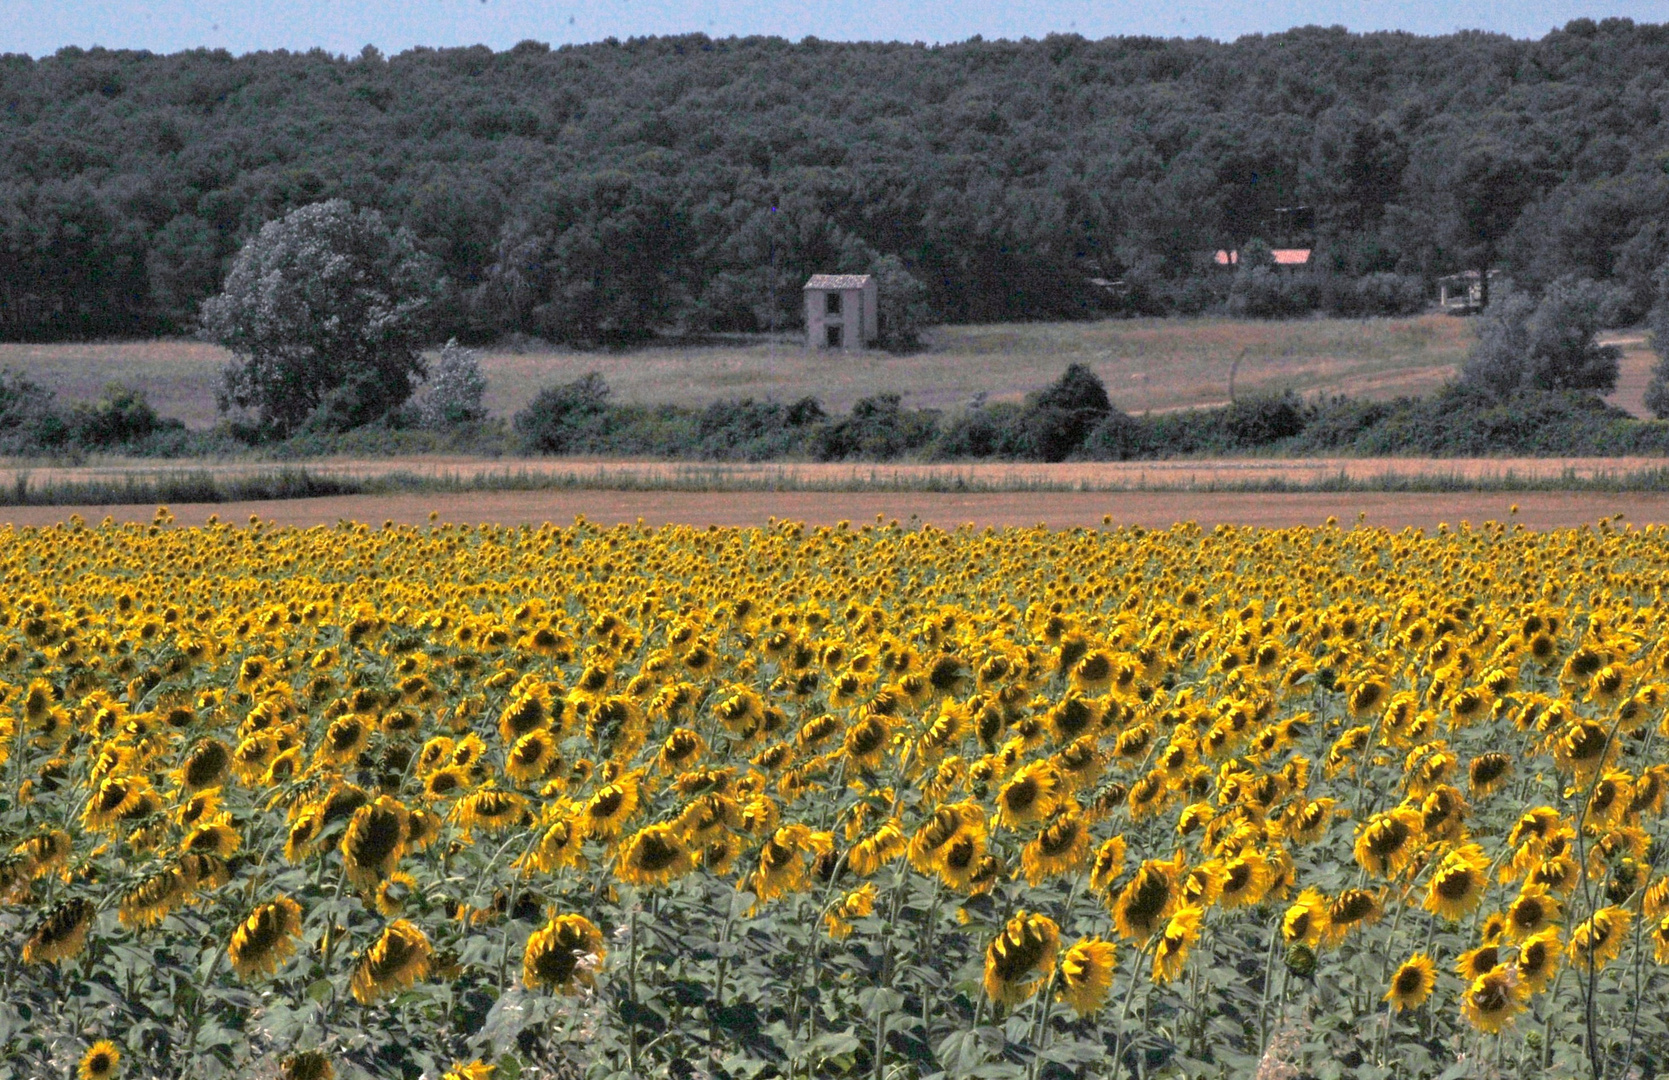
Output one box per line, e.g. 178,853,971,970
512,372,613,453
68,384,183,448
1461,278,1622,398
414,339,489,429
0,369,69,455
815,394,939,460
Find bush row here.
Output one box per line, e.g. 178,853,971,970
512,366,1669,461
8,363,1668,463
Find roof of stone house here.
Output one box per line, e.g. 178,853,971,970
804,274,873,290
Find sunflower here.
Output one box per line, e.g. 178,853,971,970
505,729,559,784
1323,888,1382,946
82,774,152,832
1353,807,1422,878
440,1061,495,1080
522,913,605,992
1151,906,1204,985
907,802,984,874
1056,937,1117,1016
824,883,878,939
927,824,980,890
1020,809,1090,885
1384,953,1435,1012
23,896,94,964
180,813,241,860
1111,858,1179,942
1424,844,1489,921
1568,906,1631,971
178,738,231,791
1217,851,1272,909
1515,927,1561,993
1467,752,1513,798
118,865,188,929
453,787,528,835
983,910,1060,1007
227,895,303,979
995,761,1062,829
350,920,432,1004
279,1050,335,1080
521,815,587,874
1281,889,1328,949
78,1041,121,1080
423,765,472,800
579,775,642,838
1505,883,1561,940
342,796,410,889
841,714,891,770
1088,836,1128,893
616,823,695,887
750,824,832,902
498,685,551,743
1461,967,1528,1033
1456,943,1501,984
846,819,908,876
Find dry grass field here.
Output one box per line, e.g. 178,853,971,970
0,314,1491,428
6,454,1669,494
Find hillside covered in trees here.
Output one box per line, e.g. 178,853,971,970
2,18,1668,344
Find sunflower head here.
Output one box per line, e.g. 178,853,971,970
78,1041,121,1080
982,910,1060,1007
1384,953,1435,1012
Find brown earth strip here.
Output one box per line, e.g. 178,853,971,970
3,489,1662,532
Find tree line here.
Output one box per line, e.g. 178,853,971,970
2,20,1669,343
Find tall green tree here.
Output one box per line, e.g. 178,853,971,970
200,199,438,436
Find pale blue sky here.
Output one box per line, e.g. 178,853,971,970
6,0,1668,57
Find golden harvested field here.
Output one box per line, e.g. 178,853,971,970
0,488,1662,531
4,513,1669,1079
0,315,1481,428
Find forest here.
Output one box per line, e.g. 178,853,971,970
2,18,1668,344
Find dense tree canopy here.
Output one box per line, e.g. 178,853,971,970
3,20,1669,343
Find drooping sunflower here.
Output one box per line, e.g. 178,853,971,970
279,1049,335,1080
982,910,1060,1007
1088,835,1128,893
1056,937,1117,1016
1384,953,1435,1012
846,819,908,877
118,865,188,929
1461,966,1528,1034
453,787,528,835
616,823,695,888
824,883,878,940
1323,888,1382,946
23,896,95,964
1467,752,1513,798
180,813,241,860
937,826,987,891
1111,858,1180,942
1151,906,1204,985
350,919,432,1004
1020,808,1090,885
78,1041,121,1080
342,796,411,889
227,895,303,979
522,913,605,993
1568,906,1632,971
440,1061,495,1080
907,802,984,874
1353,807,1422,878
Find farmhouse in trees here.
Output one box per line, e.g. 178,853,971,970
804,274,878,351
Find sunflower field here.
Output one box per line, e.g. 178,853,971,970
4,510,1669,1080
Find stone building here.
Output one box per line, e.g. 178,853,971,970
803,274,878,351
